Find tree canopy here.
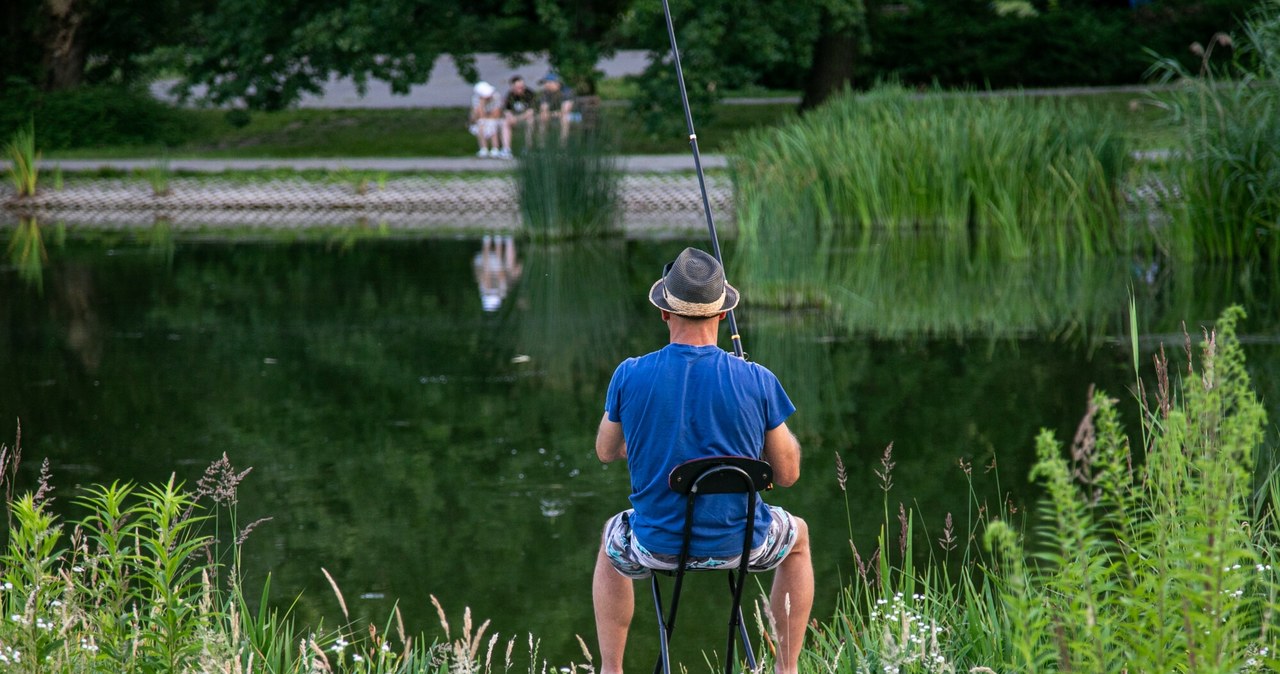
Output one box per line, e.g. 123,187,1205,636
0,0,1261,117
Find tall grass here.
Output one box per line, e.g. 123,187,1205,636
807,305,1276,672
5,122,40,197
0,445,594,673
514,129,622,240
1149,1,1280,260
730,85,1132,306
145,157,173,197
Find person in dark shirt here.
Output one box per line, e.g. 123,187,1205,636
538,72,575,139
501,75,537,157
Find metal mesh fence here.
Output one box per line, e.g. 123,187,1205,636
1,174,733,233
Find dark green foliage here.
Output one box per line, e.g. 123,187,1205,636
863,0,1255,89
0,80,197,150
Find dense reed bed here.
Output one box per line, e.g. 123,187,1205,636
805,305,1276,672
730,86,1136,308
1150,1,1280,261
514,129,622,240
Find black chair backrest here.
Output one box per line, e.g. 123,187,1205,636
668,456,773,495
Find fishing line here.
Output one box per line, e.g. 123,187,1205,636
660,0,745,359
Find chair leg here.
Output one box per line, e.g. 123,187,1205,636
725,571,758,673
652,577,671,674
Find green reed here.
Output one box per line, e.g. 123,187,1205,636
145,157,173,197
514,128,622,239
810,305,1276,672
1149,2,1280,260
5,122,40,198
731,86,1132,306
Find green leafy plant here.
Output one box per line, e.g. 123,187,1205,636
5,121,40,197
145,157,173,197
811,305,1276,672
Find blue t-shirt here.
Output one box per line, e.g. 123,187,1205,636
604,343,796,557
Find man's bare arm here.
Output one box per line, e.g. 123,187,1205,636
596,414,627,463
762,422,801,487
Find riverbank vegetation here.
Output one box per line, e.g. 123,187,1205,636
807,305,1276,672
730,87,1136,307
1148,3,1280,261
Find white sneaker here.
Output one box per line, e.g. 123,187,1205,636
477,149,488,158
497,149,512,159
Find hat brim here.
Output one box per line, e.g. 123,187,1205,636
648,278,740,317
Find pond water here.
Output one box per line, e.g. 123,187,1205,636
2,228,1277,670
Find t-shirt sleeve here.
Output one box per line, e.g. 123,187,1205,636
759,365,796,431
604,360,629,423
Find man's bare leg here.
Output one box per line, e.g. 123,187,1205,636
770,517,812,674
593,541,634,674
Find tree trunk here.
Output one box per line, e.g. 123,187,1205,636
800,7,865,112
42,0,88,91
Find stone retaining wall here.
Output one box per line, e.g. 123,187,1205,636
0,174,733,234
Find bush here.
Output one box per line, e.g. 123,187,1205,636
0,79,197,150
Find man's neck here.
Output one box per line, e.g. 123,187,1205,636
667,314,721,347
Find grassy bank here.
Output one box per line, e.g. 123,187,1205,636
35,104,791,160
21,88,1177,161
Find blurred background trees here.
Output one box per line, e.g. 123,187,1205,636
0,0,1261,133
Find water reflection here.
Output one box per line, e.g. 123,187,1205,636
8,218,47,292
473,235,524,312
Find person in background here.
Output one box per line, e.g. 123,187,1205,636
502,75,537,157
538,73,575,140
469,81,502,158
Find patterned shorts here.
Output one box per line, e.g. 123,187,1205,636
602,506,798,580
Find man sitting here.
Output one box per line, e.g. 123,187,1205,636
592,247,813,674
502,75,537,156
468,81,502,158
537,72,575,139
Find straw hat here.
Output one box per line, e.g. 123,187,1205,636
649,247,739,317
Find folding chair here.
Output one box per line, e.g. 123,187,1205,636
650,456,774,674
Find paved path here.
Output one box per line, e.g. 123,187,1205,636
152,51,655,109
34,154,729,174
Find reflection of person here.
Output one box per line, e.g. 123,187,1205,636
472,235,524,312
469,82,502,157
591,247,812,674
502,75,537,156
538,73,574,139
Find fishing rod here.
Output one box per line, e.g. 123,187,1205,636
659,0,745,360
